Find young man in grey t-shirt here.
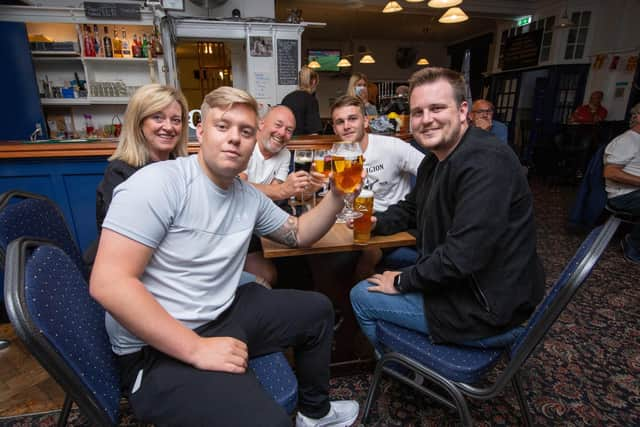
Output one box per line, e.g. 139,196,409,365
90,87,359,427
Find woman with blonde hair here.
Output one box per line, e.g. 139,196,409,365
96,83,189,230
346,72,378,116
281,65,323,135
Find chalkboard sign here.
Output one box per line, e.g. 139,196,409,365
84,2,141,20
277,39,298,86
502,30,543,71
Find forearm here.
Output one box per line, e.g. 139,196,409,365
91,276,201,364
604,165,640,187
297,189,343,246
251,182,289,200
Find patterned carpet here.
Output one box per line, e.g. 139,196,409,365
1,179,639,426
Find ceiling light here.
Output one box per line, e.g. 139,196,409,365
308,58,321,69
337,58,352,67
417,57,430,65
360,54,375,64
438,7,469,24
555,9,576,28
382,1,403,13
427,0,462,8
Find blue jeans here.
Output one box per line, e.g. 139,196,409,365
239,271,257,286
381,247,418,269
350,280,525,353
609,189,640,249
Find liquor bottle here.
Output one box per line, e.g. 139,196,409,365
131,34,141,58
83,25,95,57
152,27,163,56
102,26,113,58
93,24,103,57
113,29,123,58
121,28,131,57
142,33,150,58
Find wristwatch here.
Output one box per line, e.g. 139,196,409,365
393,274,403,293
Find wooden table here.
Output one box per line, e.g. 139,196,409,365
261,223,415,259
262,223,415,374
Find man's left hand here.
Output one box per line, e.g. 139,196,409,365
367,270,401,294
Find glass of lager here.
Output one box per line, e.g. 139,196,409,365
353,189,374,244
331,141,364,220
313,149,332,196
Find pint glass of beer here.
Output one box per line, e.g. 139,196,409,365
353,189,374,244
331,141,363,220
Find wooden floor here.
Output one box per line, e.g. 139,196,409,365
0,322,65,418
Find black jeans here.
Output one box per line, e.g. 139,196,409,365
609,189,640,248
117,284,334,427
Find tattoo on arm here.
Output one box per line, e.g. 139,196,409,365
266,216,299,248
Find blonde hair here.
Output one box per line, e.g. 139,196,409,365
298,65,319,93
200,86,259,125
346,72,368,97
110,84,189,167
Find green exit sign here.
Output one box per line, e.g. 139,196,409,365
517,16,532,27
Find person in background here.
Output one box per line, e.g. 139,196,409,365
350,67,545,354
239,105,324,284
90,86,359,427
570,90,608,124
469,99,508,144
96,84,189,231
281,66,323,135
603,102,640,264
331,95,424,279
347,72,378,116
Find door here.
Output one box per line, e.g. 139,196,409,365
0,21,47,140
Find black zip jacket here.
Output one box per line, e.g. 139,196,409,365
375,126,545,344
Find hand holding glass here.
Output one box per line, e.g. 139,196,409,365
313,149,331,196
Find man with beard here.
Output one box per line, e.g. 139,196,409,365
350,67,545,351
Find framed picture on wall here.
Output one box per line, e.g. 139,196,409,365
250,36,273,57
161,0,184,11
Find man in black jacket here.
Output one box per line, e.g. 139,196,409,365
350,67,545,350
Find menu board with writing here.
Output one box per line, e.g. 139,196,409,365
502,30,543,71
84,2,141,20
277,39,298,86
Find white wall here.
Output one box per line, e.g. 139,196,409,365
300,38,448,116
208,0,274,19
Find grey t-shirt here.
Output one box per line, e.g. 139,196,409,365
102,155,289,355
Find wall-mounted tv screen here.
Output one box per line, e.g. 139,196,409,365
307,49,341,72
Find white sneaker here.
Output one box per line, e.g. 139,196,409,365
295,400,360,427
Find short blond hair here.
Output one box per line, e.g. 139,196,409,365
200,86,259,125
299,65,319,93
409,67,467,106
346,72,368,97
110,84,189,167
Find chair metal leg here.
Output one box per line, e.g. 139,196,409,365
0,339,9,350
512,373,533,427
362,359,386,424
57,394,73,427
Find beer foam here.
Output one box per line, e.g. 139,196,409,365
359,189,374,198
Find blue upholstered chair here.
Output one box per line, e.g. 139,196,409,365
362,215,622,426
4,238,299,426
0,190,89,351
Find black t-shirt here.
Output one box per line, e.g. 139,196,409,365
281,90,322,135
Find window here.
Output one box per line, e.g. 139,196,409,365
494,77,519,123
554,72,581,123
540,16,555,62
564,11,590,60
